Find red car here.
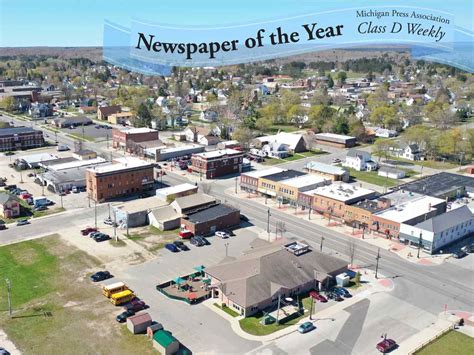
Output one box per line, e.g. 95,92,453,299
20,193,32,200
124,299,146,312
376,339,397,353
81,227,98,236
309,290,328,303
179,230,193,239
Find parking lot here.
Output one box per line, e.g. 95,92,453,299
59,123,112,142
114,227,264,353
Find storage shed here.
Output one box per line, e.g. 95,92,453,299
127,312,152,334
153,330,180,355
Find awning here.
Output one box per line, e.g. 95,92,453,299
173,277,186,285
202,278,211,284
193,265,206,273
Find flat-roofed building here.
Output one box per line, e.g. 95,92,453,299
305,161,350,182
278,175,330,203
108,111,134,125
190,148,243,179
299,183,376,218
180,203,240,236
113,197,168,228
314,133,357,148
372,195,446,238
0,126,45,152
112,127,159,152
155,183,198,201
399,205,474,254
86,157,154,202
240,167,286,193
257,170,306,197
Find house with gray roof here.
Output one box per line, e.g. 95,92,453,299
399,205,474,253
205,240,348,316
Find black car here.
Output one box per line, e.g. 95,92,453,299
94,234,111,242
116,309,135,323
327,292,344,302
453,250,468,259
90,271,112,282
190,236,205,247
173,240,189,251
240,214,249,222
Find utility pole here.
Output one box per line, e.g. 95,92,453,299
5,278,12,318
126,212,129,237
320,236,325,252
308,206,311,220
113,209,117,242
19,169,23,183
267,208,271,238
235,177,238,194
375,248,381,279
108,203,111,219
417,232,423,258
106,132,109,149
94,200,97,229
55,131,58,144
60,192,63,209
224,242,229,257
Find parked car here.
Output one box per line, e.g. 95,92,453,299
327,292,343,302
124,299,146,312
90,231,102,238
0,347,11,355
297,321,315,334
94,234,111,242
90,271,111,282
71,186,79,193
173,240,189,251
376,338,397,353
4,185,16,191
190,236,205,247
179,230,193,239
309,290,327,303
81,227,98,236
333,287,352,298
16,219,30,226
34,205,48,211
332,158,342,164
453,250,468,259
116,309,135,323
103,217,114,225
461,244,474,253
240,214,249,222
165,243,179,252
215,231,230,239
0,223,6,231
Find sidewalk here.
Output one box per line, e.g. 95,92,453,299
396,312,461,354
203,268,391,342
226,187,451,266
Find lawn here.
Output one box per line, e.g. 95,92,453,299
0,236,156,354
414,330,474,355
268,124,302,133
239,296,312,336
214,303,240,318
347,168,399,187
127,226,181,254
65,133,95,142
376,154,460,170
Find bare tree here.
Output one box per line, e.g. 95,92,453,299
276,221,286,239
347,239,357,267
200,182,212,194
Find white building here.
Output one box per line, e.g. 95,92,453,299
343,149,378,171
378,167,406,179
399,205,474,253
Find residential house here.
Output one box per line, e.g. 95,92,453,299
199,110,218,122
184,126,220,143
97,105,121,121
252,132,307,154
389,143,423,161
29,102,53,118
0,193,21,218
343,149,378,171
198,135,221,146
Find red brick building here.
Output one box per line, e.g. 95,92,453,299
86,157,154,202
112,127,159,152
180,204,240,236
191,149,243,179
0,127,44,152
97,105,121,120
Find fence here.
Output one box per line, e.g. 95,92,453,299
408,325,455,354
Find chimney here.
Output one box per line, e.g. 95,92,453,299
428,202,432,211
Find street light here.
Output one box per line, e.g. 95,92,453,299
375,248,381,279
267,208,271,239
417,232,423,258
320,236,325,252
224,242,229,257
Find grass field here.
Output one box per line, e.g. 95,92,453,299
0,236,156,354
127,226,181,254
414,330,474,355
347,168,399,187
239,296,312,336
261,150,326,166
375,154,460,170
213,303,240,318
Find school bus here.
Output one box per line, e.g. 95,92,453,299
102,282,128,298
110,289,135,306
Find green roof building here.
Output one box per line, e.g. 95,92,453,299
153,330,180,355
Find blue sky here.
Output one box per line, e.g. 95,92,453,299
0,0,472,47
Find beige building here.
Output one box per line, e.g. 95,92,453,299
108,111,134,125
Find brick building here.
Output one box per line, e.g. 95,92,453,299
180,203,240,236
112,127,159,152
86,157,154,202
240,167,285,194
314,133,357,148
257,170,305,197
191,149,243,179
0,127,44,152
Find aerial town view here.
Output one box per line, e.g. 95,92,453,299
0,1,473,355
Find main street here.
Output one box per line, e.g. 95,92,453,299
164,172,474,314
